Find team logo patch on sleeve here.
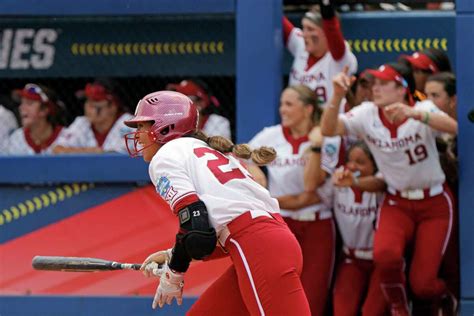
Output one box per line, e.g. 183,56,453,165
156,176,177,202
324,143,337,156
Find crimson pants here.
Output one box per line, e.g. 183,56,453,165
284,217,336,316
333,256,388,316
188,212,311,316
370,190,453,313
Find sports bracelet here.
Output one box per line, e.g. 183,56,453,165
352,170,361,186
311,146,322,153
422,111,431,124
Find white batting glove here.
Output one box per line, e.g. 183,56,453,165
152,264,185,309
140,248,172,278
143,262,164,277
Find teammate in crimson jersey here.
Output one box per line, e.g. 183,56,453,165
284,0,357,109
54,79,133,154
399,48,452,97
248,85,335,315
321,63,457,316
123,91,310,315
6,83,67,155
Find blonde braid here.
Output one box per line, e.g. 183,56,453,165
190,131,276,165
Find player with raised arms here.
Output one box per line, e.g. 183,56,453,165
123,91,311,315
284,0,357,109
320,63,457,315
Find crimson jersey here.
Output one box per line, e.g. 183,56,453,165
148,137,280,235
249,125,333,218
286,27,357,108
340,100,445,191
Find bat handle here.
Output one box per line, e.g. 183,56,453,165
110,262,142,270
129,264,142,270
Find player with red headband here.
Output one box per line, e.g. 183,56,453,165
53,79,133,154
283,0,357,109
320,63,457,315
399,48,452,98
6,83,67,155
123,90,311,315
166,79,231,139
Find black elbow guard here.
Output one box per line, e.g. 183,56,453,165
176,200,217,260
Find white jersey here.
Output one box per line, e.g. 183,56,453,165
340,100,445,191
57,113,133,153
333,186,382,250
0,105,18,154
248,124,333,218
287,27,357,108
5,126,67,155
149,137,280,235
202,114,231,139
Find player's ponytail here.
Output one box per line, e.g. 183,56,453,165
190,130,276,165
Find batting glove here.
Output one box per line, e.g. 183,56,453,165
143,262,164,277
141,248,172,278
152,263,185,309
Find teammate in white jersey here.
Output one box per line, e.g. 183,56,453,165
248,85,335,315
53,79,132,154
167,79,231,139
123,91,310,315
330,141,386,316
6,84,67,155
0,105,18,154
321,63,457,316
284,0,357,109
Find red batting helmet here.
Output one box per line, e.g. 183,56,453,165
124,91,199,156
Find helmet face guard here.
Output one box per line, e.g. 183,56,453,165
124,130,157,158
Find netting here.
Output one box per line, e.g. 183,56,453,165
0,14,237,144
1,76,235,137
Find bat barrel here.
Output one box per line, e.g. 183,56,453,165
32,256,142,272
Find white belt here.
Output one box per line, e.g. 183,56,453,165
287,210,332,222
387,183,443,200
217,210,272,247
343,246,373,260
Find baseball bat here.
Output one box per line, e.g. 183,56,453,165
32,256,145,272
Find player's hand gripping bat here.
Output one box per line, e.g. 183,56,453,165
32,255,162,273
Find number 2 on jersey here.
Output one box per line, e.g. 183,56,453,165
194,147,246,184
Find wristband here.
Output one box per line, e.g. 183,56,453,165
422,111,431,124
311,146,322,153
352,170,361,186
